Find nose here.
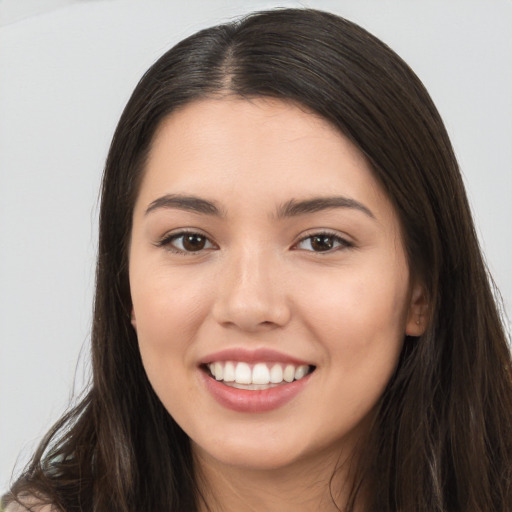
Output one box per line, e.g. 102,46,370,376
211,246,291,332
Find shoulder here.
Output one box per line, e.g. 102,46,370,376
4,497,58,512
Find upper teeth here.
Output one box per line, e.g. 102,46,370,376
208,361,310,385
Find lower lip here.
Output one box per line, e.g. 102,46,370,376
200,370,312,413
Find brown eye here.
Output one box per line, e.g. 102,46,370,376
310,235,335,252
182,233,207,251
159,231,215,253
295,233,353,253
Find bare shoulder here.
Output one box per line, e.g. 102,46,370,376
4,497,58,512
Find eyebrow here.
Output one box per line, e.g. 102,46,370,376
275,196,375,219
145,194,224,217
144,193,374,220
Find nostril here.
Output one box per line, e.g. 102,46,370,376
211,274,291,331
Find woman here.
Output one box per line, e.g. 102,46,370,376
3,8,511,512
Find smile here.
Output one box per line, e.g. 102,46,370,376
206,361,313,389
199,350,316,413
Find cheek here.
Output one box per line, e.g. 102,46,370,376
130,265,212,390
132,261,209,334
304,276,408,428
303,270,409,335
297,264,410,378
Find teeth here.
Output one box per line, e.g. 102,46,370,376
234,362,252,384
207,361,311,386
214,362,223,381
223,361,235,382
283,364,295,383
269,364,283,384
295,365,308,380
252,363,270,384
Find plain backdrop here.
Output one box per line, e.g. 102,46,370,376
1,0,511,491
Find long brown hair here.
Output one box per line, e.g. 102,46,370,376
4,8,511,511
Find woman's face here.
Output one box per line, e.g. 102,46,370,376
129,97,425,472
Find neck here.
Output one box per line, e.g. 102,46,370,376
194,443,365,512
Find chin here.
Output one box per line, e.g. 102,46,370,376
191,425,342,474
201,446,306,472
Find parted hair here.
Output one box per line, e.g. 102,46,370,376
3,8,512,512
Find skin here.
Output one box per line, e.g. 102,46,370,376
129,97,426,511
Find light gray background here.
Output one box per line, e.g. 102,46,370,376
1,0,511,491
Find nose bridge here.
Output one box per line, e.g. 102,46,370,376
213,241,290,330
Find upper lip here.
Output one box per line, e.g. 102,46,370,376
199,348,313,366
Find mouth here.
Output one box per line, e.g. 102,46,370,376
198,348,316,412
202,361,316,390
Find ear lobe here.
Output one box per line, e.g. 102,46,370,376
130,309,137,330
405,283,428,336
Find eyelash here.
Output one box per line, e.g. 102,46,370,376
156,230,353,255
294,231,354,253
156,230,216,254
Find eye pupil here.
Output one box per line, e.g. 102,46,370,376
183,234,206,251
311,235,334,251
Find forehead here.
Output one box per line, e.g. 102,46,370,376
136,97,395,226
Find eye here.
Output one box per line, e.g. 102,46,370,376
157,231,216,254
294,232,353,253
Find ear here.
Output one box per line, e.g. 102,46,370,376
130,308,137,330
405,282,428,336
